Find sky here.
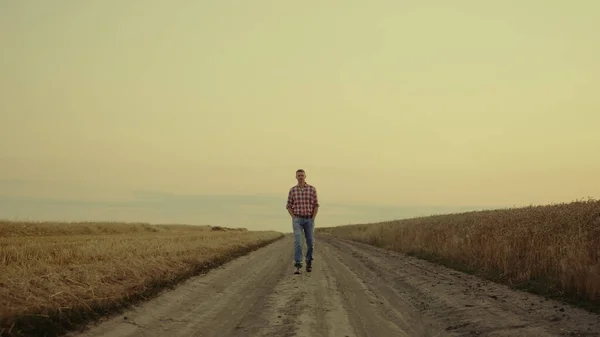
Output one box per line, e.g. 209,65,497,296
1,0,599,232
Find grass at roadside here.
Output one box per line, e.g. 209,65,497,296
0,221,283,337
316,198,600,313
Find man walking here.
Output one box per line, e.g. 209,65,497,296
286,169,319,273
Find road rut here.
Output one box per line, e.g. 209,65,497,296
70,235,600,337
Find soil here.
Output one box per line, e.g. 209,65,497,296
68,235,600,337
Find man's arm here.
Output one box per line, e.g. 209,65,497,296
311,187,319,220
286,189,295,218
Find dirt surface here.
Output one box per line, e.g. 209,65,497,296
69,235,600,337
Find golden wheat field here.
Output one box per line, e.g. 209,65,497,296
0,221,283,336
317,198,600,306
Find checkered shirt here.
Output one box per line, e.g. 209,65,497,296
286,184,319,216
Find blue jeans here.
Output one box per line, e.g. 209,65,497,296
292,217,314,266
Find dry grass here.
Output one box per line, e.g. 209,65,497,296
0,221,282,336
317,198,600,309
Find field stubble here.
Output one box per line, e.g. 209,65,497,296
317,198,600,312
0,221,283,336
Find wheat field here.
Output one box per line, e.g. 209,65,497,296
0,221,283,336
317,198,600,308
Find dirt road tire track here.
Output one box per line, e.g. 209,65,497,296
70,235,600,337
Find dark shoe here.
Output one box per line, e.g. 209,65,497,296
306,261,312,272
294,262,302,269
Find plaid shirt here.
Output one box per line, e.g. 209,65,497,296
286,184,319,216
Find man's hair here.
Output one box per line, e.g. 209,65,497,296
296,169,305,173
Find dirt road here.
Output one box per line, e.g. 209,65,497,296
70,235,600,337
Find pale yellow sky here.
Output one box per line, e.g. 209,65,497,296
1,1,599,230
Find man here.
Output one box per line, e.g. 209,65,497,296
286,168,319,273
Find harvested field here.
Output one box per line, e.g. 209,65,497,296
0,221,283,336
316,198,600,312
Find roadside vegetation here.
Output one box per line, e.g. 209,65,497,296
317,198,600,313
0,221,282,336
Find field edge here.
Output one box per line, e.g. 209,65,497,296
402,248,600,314
323,232,600,314
1,233,284,337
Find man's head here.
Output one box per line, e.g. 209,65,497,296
296,169,306,184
